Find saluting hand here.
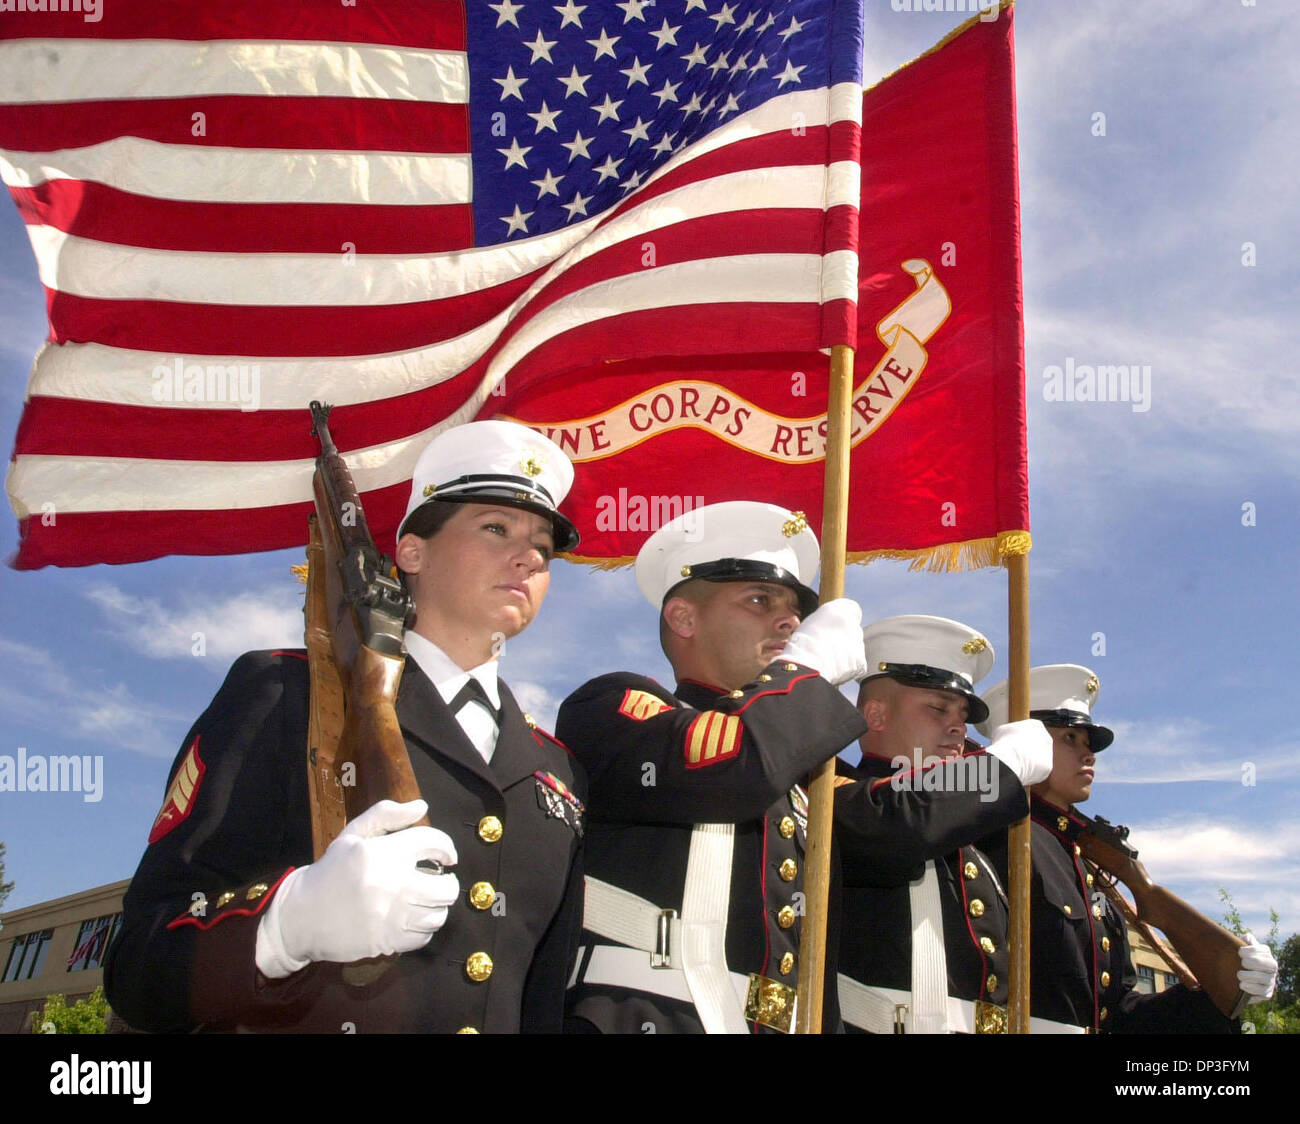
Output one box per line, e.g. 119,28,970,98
255,799,459,979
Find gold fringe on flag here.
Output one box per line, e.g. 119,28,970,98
848,530,1031,573
562,531,1031,576
560,553,636,570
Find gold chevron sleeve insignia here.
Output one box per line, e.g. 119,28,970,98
618,688,673,722
148,736,206,844
684,712,743,769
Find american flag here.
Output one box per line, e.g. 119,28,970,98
0,0,862,568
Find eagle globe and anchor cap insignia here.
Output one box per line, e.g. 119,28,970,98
498,259,953,466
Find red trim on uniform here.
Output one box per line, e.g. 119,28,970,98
531,725,573,756
166,867,295,931
731,673,819,714
874,750,977,792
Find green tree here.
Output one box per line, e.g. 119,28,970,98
1218,887,1296,1034
0,841,14,911
30,986,109,1034
1276,933,1300,1008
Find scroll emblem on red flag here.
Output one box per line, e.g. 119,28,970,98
148,736,204,844
507,260,950,465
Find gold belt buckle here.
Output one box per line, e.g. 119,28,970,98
974,1000,1007,1035
745,973,797,1034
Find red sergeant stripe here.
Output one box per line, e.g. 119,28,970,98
10,183,475,255
0,97,469,154
14,299,822,461
38,208,819,356
0,4,465,49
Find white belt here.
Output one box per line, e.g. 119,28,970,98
580,823,749,1034
837,976,1087,1034
575,945,753,1012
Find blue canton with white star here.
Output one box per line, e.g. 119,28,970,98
466,0,860,243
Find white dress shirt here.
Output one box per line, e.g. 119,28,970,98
403,632,501,764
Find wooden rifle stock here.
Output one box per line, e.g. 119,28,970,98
1075,811,1248,1019
306,401,424,984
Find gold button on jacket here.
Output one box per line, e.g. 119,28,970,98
465,952,494,982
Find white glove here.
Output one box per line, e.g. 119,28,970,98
255,799,459,979
983,719,1053,787
779,598,868,686
1238,933,1278,1001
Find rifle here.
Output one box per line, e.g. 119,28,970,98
305,401,424,983
1074,810,1249,1018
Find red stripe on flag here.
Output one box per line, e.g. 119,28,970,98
11,182,475,255
16,302,820,465
38,205,822,357
0,4,466,49
0,97,469,154
42,266,542,356
11,485,408,570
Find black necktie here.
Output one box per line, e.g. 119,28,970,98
449,677,500,722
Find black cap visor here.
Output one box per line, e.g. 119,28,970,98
1031,709,1114,752
399,477,580,553
664,557,818,619
868,662,989,724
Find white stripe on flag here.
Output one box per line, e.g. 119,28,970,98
9,408,479,513
820,249,860,305
23,166,836,306
0,144,472,206
486,253,824,383
0,39,468,105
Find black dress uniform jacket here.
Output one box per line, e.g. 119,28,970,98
104,649,585,1033
556,663,868,1033
834,750,1031,1029
980,798,1235,1033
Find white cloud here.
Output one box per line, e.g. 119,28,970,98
83,581,304,662
1091,718,1294,786
0,636,188,758
508,680,561,733
1119,816,1300,935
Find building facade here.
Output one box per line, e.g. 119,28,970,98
0,879,130,1034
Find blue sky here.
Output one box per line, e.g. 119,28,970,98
1,1,1297,947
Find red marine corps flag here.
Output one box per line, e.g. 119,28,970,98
0,0,864,568
501,7,1028,569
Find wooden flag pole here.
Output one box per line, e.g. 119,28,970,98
794,341,855,1034
1005,550,1032,1033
